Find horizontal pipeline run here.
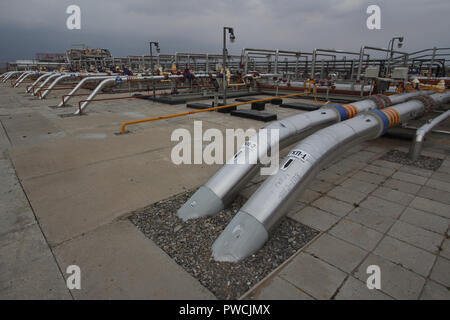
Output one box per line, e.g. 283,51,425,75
120,83,314,134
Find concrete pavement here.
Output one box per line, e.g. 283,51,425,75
248,144,450,300
1,82,449,300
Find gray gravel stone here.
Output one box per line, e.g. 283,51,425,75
381,150,443,171
129,190,318,299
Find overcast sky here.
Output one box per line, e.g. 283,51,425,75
0,0,449,62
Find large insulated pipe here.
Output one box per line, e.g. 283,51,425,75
178,91,426,221
57,75,116,107
40,72,109,99
26,72,54,93
409,109,450,161
212,91,450,262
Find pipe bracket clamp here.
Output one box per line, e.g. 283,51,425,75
368,94,390,109
408,94,436,113
367,95,384,108
377,94,392,107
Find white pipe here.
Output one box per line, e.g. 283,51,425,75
0,71,12,79
40,72,109,99
2,71,23,83
14,71,33,84
409,109,450,160
33,73,62,95
14,71,40,88
26,72,53,93
75,75,184,114
57,75,116,107
40,74,77,99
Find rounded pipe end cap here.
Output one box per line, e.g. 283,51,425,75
212,211,268,263
177,186,224,221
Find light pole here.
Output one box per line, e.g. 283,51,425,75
222,27,235,105
149,41,160,74
386,36,404,76
149,41,160,96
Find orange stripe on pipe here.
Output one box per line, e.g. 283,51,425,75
381,109,392,124
344,104,358,119
382,108,400,128
349,104,359,118
392,108,400,126
344,105,352,118
390,109,400,126
384,109,395,125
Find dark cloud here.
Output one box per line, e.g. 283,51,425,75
0,0,449,62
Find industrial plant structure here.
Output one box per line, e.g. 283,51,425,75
1,41,449,300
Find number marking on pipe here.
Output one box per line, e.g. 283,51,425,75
282,149,310,170
288,149,310,162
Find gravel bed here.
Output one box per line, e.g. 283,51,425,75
381,149,443,171
130,190,318,300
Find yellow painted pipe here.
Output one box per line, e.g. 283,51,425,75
120,81,314,134
227,82,247,87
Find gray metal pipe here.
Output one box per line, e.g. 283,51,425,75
212,91,450,262
177,91,425,221
409,109,450,161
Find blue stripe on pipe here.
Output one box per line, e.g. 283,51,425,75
328,104,348,121
370,109,390,134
